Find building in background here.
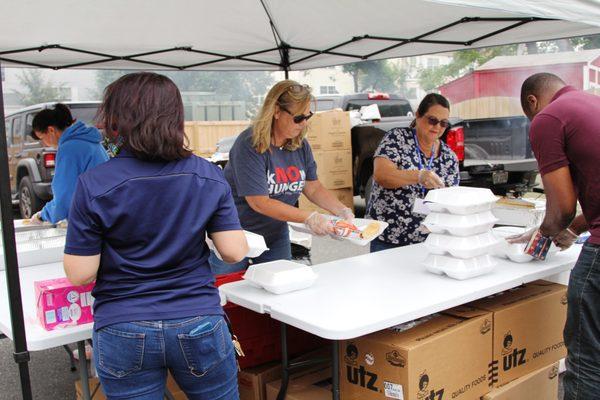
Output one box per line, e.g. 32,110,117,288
395,53,453,105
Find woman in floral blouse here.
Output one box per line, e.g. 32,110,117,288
366,93,459,252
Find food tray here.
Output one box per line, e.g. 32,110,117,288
423,254,497,280
424,187,498,215
425,231,501,259
243,260,318,295
422,211,498,236
288,217,388,246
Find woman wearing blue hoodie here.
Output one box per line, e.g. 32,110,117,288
29,103,109,224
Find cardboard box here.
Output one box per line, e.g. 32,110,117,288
313,149,352,189
75,378,106,400
35,277,95,330
266,367,332,400
340,310,493,400
306,110,351,151
238,361,282,400
298,187,354,214
482,362,559,400
465,280,567,387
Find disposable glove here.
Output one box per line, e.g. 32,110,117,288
418,169,445,189
304,212,332,236
335,207,354,223
553,228,578,251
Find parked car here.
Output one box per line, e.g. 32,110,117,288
4,101,101,218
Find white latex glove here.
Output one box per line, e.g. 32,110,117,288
553,228,578,251
506,227,536,244
304,212,332,236
27,212,44,225
418,169,445,189
335,207,354,223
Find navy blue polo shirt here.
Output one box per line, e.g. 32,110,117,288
64,149,241,330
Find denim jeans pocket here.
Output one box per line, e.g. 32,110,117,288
177,317,229,377
96,325,145,378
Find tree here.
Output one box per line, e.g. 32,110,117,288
13,70,68,106
342,60,407,94
93,70,274,119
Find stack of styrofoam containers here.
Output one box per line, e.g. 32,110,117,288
421,187,500,280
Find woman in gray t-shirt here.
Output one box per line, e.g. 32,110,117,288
210,80,354,274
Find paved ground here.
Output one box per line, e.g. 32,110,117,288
1,198,565,399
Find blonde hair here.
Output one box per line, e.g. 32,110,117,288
252,80,313,153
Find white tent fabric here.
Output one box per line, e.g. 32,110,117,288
1,0,599,71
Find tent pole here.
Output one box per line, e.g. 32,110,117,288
281,43,290,80
0,62,33,400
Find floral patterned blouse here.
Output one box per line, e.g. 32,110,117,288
366,127,460,246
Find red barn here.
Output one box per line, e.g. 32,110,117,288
440,49,600,105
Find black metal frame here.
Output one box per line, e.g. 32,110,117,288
0,7,553,400
0,17,549,73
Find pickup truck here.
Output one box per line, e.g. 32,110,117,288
315,93,539,201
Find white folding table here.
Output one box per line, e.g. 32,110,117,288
0,262,97,399
220,243,581,400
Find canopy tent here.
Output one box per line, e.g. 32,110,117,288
1,0,600,71
2,1,600,399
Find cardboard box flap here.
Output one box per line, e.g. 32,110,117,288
444,305,491,319
482,363,559,399
364,314,482,350
469,281,566,312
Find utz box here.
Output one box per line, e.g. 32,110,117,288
313,150,352,189
340,309,492,400
482,362,559,400
465,280,567,387
35,277,94,330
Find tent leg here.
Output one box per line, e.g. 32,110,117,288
0,62,33,399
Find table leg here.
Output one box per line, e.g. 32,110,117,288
276,322,289,400
77,340,91,400
332,341,339,400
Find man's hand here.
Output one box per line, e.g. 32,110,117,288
27,212,43,225
553,228,578,250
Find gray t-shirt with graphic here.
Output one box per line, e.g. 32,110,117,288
224,128,318,242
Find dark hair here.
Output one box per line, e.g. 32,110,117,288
410,93,450,128
98,72,191,161
520,73,565,112
30,103,74,139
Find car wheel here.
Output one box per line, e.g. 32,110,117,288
18,176,44,219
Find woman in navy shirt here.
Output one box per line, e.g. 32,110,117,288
366,94,459,252
63,73,248,400
210,80,354,274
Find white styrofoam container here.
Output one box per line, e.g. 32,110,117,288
425,187,498,215
425,231,501,259
243,260,318,295
423,254,497,280
206,230,269,260
492,199,545,227
492,226,559,263
422,211,498,236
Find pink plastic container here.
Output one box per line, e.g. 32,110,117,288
35,278,95,330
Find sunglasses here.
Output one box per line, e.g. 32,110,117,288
425,115,450,128
286,84,311,94
280,105,314,124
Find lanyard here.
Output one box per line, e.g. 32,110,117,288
413,130,435,196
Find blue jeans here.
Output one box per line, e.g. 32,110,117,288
93,315,238,400
370,238,403,253
563,242,600,400
209,233,291,274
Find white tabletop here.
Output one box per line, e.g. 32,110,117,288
0,262,92,351
220,243,580,340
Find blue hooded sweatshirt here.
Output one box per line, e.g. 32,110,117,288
41,121,109,223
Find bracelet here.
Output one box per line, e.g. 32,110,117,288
566,227,579,239
417,169,425,185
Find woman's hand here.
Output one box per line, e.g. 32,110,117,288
418,169,445,189
304,212,333,236
27,212,44,225
335,207,354,223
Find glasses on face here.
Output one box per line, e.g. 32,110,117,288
279,105,314,124
424,115,450,129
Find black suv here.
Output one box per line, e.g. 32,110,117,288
5,101,100,218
